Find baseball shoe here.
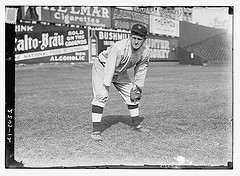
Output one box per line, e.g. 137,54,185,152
91,131,102,141
133,125,150,133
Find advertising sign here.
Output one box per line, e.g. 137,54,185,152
150,15,179,37
146,34,178,61
88,28,178,62
20,6,42,21
174,7,193,22
173,7,184,21
88,28,130,63
15,23,89,63
111,7,150,31
20,6,111,27
133,7,184,21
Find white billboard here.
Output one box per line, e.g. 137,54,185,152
150,15,179,37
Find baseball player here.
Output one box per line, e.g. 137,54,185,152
91,23,150,141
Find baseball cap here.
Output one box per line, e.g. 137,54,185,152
131,23,148,37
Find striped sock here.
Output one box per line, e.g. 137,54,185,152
92,105,103,132
128,104,141,126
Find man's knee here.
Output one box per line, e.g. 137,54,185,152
91,98,107,108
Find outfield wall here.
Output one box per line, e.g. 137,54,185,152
178,47,203,66
15,22,179,64
14,6,230,65
15,6,180,64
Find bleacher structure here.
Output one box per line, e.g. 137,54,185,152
185,32,232,62
178,20,233,66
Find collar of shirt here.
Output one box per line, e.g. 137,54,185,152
115,39,146,73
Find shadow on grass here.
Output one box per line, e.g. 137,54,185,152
100,115,144,133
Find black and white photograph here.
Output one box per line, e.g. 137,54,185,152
2,2,239,176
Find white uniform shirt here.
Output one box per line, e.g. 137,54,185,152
98,38,150,88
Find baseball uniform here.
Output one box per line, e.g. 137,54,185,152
91,38,150,107
90,23,150,141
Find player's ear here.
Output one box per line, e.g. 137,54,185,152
143,36,147,42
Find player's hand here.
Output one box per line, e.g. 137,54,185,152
132,84,139,91
130,84,142,103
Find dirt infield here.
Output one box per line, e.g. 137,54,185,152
14,62,232,167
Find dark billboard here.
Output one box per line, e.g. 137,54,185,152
15,23,89,64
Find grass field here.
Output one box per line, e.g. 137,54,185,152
14,61,232,167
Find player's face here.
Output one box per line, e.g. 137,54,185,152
130,34,145,50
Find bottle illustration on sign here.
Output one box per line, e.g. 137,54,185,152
90,30,98,63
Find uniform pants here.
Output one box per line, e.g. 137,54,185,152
91,58,138,107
